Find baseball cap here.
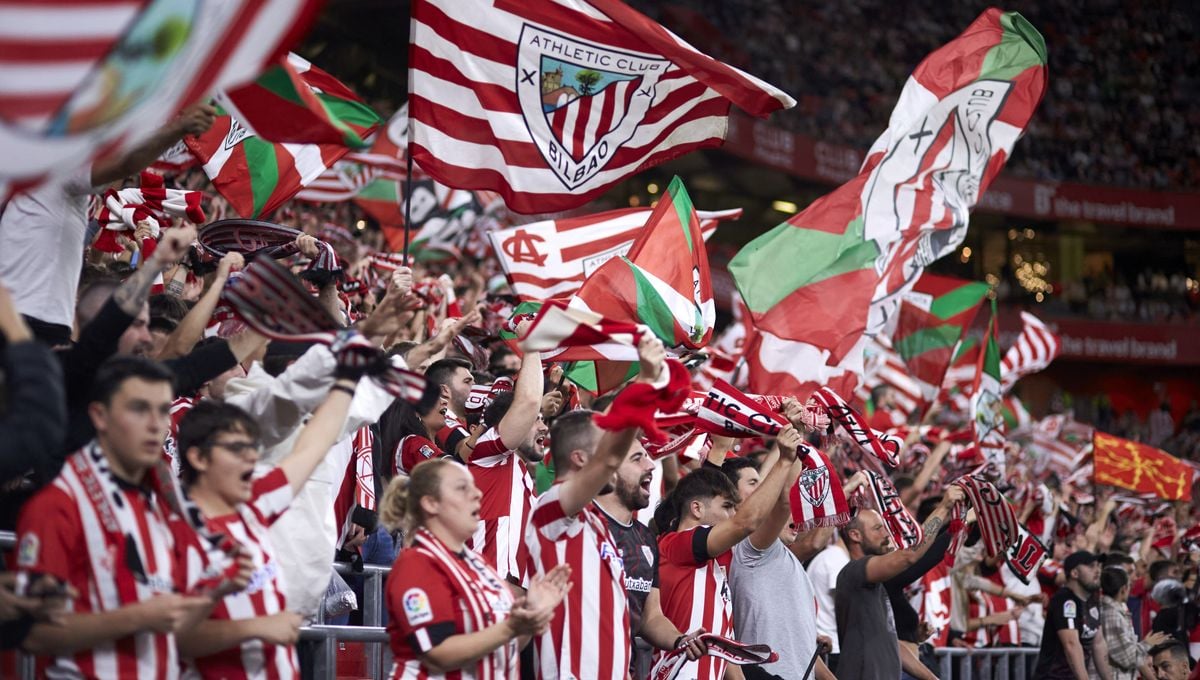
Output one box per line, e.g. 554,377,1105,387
1063,550,1098,574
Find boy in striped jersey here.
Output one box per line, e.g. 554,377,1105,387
16,358,243,679
525,336,667,680
652,426,804,680
173,352,366,678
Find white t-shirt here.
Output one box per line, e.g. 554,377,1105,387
0,164,96,327
1001,561,1044,645
807,543,850,653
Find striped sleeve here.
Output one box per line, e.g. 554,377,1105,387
468,428,511,466
530,485,578,541
249,467,295,526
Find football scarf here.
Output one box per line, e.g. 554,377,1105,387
650,634,779,680
222,257,437,410
949,474,1019,558
593,359,691,443
864,470,924,550
790,443,851,530
811,387,903,467
1005,523,1049,585
92,172,206,254
691,379,789,438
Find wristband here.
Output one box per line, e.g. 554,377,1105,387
331,383,357,397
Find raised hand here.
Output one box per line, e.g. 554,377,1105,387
175,103,218,137
217,251,245,277
776,425,803,462
295,234,321,260
149,224,197,270
636,335,666,383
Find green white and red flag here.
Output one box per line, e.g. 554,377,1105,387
186,113,349,218
571,176,715,350
894,273,990,409
518,301,644,361
970,301,1007,473
217,53,382,149
729,9,1045,401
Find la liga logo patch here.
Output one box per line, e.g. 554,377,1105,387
403,587,433,625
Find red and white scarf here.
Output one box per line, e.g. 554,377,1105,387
811,387,903,467
790,444,851,530
93,172,206,254
949,474,1019,558
222,258,437,410
411,528,518,678
1005,523,1049,585
863,470,924,550
691,379,789,438
594,359,691,443
650,634,778,680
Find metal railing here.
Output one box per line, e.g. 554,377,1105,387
932,646,1041,680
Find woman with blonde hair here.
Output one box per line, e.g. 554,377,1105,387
381,458,570,679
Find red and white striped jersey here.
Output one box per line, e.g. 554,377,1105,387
526,483,630,680
181,467,297,680
657,526,735,680
467,428,534,586
335,427,377,550
393,434,445,477
17,458,182,679
386,529,517,680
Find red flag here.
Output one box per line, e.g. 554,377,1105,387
1093,431,1194,501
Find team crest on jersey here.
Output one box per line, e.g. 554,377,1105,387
403,588,433,625
641,545,655,566
17,534,38,567
1063,599,1076,619
797,465,831,506
516,25,669,190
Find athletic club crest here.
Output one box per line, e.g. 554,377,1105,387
517,25,669,190
798,465,830,506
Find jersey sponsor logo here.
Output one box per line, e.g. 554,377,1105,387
244,561,279,596
624,575,652,593
17,534,38,567
599,539,625,572
419,445,435,460
403,588,434,625
1063,599,1076,619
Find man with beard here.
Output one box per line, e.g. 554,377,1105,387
1034,551,1114,679
835,489,964,680
594,439,705,677
467,331,542,587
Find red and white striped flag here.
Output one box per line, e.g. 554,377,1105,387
0,0,323,198
408,0,793,214
790,444,851,530
295,161,380,203
490,206,740,301
858,335,923,416
1000,311,1061,392
517,300,644,362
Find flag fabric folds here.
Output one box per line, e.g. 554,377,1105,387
1000,311,1061,393
490,206,739,302
894,274,990,406
518,301,644,362
1093,432,1194,501
217,53,382,149
0,0,324,198
407,0,793,213
571,177,715,350
729,9,1045,400
970,304,1007,473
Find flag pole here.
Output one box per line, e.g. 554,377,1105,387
403,151,413,265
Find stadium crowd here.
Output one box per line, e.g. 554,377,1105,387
0,103,1199,680
635,0,1200,191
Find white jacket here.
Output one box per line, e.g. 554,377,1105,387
223,345,397,617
